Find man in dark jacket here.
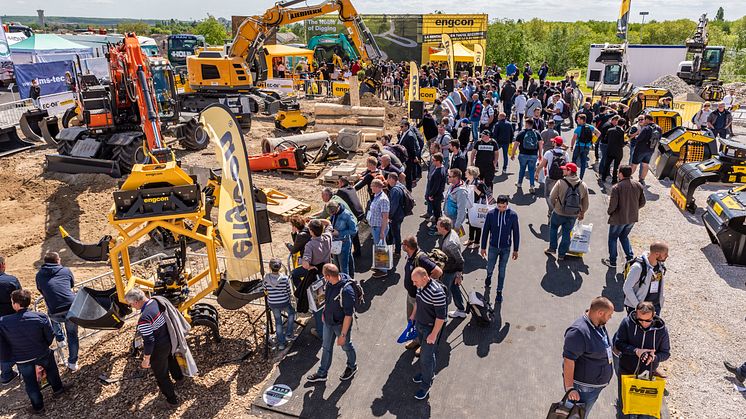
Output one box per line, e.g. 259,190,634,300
386,173,406,257
0,289,64,413
491,112,514,173
436,217,466,319
401,236,443,352
418,110,439,143
0,255,21,385
307,264,358,383
500,81,516,119
35,252,79,371
425,153,447,222
601,116,627,183
603,166,646,269
448,139,467,176
613,301,670,418
336,177,364,257
479,195,520,304
398,120,421,191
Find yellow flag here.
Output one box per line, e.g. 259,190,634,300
442,33,455,79
200,104,262,279
408,61,419,116
617,0,631,40
473,43,485,70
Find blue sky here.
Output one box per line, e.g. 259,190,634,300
3,0,745,22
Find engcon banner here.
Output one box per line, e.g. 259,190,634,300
421,14,487,64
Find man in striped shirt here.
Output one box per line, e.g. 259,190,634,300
125,288,183,406
409,267,447,400
264,258,295,350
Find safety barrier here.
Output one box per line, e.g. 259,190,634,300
299,79,333,98
0,98,34,129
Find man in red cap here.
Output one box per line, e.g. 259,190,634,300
536,136,571,218
546,162,589,260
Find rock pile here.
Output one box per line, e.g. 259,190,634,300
650,74,697,97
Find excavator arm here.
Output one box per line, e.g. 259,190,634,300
230,0,382,71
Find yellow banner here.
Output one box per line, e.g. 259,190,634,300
473,43,484,69
420,87,437,102
201,104,262,280
331,82,350,97
421,14,487,65
408,61,419,115
442,33,455,79
671,101,705,128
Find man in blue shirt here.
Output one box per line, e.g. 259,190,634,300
0,255,21,385
307,264,358,383
562,297,615,415
480,195,520,304
491,112,514,173
0,289,64,414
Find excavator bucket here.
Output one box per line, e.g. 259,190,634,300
39,116,61,146
215,279,265,310
670,160,721,213
59,226,111,262
0,126,37,157
650,127,717,180
67,287,131,329
19,108,49,143
703,186,746,266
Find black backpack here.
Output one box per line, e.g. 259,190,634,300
398,184,416,216
578,124,593,145
338,277,365,310
648,124,662,150
548,150,566,180
561,179,582,216
522,129,539,151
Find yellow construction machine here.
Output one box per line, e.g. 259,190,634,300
60,104,273,340
180,0,384,132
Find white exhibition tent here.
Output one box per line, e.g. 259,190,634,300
9,34,94,64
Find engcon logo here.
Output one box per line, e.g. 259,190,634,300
143,197,169,204
434,18,475,27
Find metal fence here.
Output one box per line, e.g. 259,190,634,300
0,98,34,129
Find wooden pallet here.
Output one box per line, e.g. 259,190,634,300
263,188,312,220
278,163,326,178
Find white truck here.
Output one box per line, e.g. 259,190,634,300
586,43,688,97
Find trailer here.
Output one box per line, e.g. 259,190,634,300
586,44,688,94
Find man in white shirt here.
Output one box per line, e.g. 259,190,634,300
513,89,528,130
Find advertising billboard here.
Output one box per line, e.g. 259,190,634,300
421,14,487,64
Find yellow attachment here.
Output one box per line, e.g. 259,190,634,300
664,130,714,154
670,185,687,210
646,109,681,133
275,110,308,129
186,55,253,91
119,160,194,191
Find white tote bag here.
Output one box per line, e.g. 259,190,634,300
569,223,593,254
467,203,494,229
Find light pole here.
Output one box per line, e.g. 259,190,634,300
640,11,649,25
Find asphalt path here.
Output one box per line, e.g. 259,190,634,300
252,127,658,418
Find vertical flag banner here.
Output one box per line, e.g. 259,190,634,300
442,33,455,79
617,0,631,40
473,43,484,71
201,104,262,280
408,61,419,116
0,18,11,60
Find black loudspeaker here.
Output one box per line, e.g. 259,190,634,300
442,78,455,92
439,69,448,80
409,100,425,120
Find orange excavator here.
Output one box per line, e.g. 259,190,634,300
46,33,199,176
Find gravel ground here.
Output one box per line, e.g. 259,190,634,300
614,159,746,418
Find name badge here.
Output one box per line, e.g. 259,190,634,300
606,346,613,364
649,280,660,294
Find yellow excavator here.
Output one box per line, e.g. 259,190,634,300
180,0,384,132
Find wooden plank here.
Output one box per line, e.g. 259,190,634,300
315,116,385,127
312,124,385,137
313,103,385,117
349,77,360,107
277,163,326,178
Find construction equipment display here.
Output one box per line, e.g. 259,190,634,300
0,126,37,157
651,127,718,180
181,0,383,132
45,34,210,177
676,14,726,101
670,138,746,213
60,105,273,340
703,185,746,266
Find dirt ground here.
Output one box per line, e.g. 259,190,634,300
0,97,405,418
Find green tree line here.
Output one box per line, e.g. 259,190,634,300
485,16,746,80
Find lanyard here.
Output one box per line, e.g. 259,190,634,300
584,314,609,348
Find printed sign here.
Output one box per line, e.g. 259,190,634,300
422,14,487,64
38,92,76,116
331,81,350,97
14,61,75,99
420,87,437,102
261,78,294,94
262,384,292,407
